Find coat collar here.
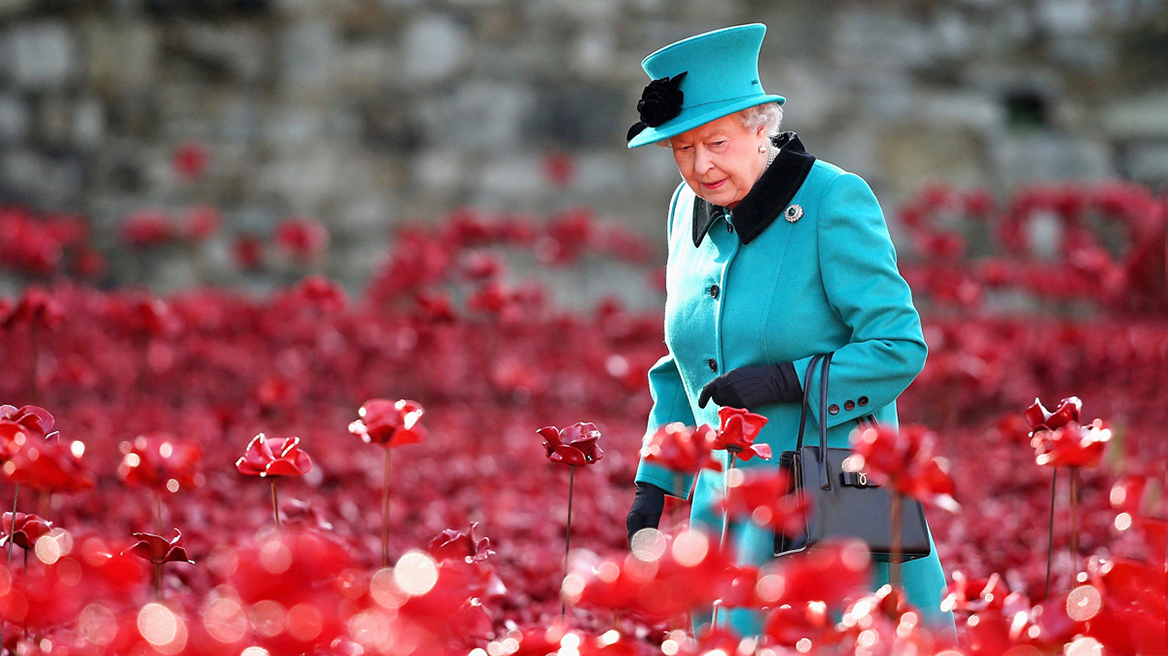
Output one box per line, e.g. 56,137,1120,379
692,132,817,247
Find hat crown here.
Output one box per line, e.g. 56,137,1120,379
642,24,768,111
628,23,783,148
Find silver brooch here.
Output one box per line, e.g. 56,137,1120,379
784,204,803,223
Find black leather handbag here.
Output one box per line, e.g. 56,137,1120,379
773,352,931,562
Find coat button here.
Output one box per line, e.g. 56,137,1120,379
858,396,869,407
828,404,840,415
708,358,717,372
710,284,720,299
844,400,856,411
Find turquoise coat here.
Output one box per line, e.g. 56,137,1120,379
634,134,953,635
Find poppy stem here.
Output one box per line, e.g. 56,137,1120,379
270,479,281,529
155,491,163,535
890,491,903,594
1045,468,1057,600
562,464,575,619
1069,466,1080,576
720,455,735,553
0,483,16,655
154,562,162,598
382,447,392,569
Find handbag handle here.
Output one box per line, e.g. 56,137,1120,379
794,352,835,491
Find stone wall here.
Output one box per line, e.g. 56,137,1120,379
0,0,1166,295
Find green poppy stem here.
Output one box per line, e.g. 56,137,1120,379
270,479,281,529
1045,468,1058,600
562,464,575,619
382,448,392,569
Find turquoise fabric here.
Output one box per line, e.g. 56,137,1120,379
633,160,955,635
627,24,784,149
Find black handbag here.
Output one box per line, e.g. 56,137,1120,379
773,352,931,562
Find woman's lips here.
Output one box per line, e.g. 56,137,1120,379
702,179,727,191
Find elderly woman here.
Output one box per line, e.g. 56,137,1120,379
623,24,953,636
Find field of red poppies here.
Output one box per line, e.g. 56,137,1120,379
0,180,1165,656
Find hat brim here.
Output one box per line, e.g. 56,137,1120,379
627,93,785,148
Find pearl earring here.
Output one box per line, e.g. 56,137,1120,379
758,144,767,153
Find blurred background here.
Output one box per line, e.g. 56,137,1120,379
1,0,1165,300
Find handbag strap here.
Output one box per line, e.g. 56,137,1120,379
795,353,825,451
794,352,836,491
816,352,834,491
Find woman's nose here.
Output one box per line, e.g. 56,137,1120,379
693,147,713,174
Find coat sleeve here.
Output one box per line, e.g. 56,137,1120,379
791,172,927,427
634,353,698,498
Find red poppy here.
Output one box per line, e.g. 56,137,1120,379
2,432,95,493
1025,396,1081,432
640,422,720,474
126,529,194,565
719,468,809,537
761,538,872,610
0,512,53,549
274,216,329,259
349,399,426,448
0,404,54,436
172,141,209,179
538,422,603,466
1030,416,1111,469
235,433,313,477
116,432,203,492
712,407,770,461
428,522,493,563
940,571,1014,615
850,424,959,511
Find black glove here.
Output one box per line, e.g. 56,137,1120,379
698,362,801,410
626,483,666,545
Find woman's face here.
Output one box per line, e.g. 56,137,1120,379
669,113,769,209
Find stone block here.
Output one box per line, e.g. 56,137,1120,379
878,127,986,196
0,0,32,15
279,19,338,93
475,153,543,201
7,21,77,90
82,19,160,91
0,95,30,144
417,81,535,150
402,14,469,84
830,8,931,70
178,22,271,83
992,134,1114,185
1104,92,1168,138
1124,143,1168,183
570,26,617,79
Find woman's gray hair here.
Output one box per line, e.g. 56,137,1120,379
655,102,784,148
738,102,784,138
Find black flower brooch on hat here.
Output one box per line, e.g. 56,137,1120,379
626,71,687,142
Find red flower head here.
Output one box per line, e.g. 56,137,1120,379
1025,396,1082,433
720,468,810,537
538,422,603,466
640,422,720,474
759,538,872,610
125,529,194,565
235,433,313,477
0,405,54,436
2,433,96,493
713,407,770,461
1026,397,1110,468
349,399,426,448
0,512,53,550
428,522,494,563
117,432,204,493
275,216,329,259
850,424,959,512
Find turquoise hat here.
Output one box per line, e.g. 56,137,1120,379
626,23,785,149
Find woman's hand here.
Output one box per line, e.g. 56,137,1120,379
698,362,801,410
626,483,666,545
